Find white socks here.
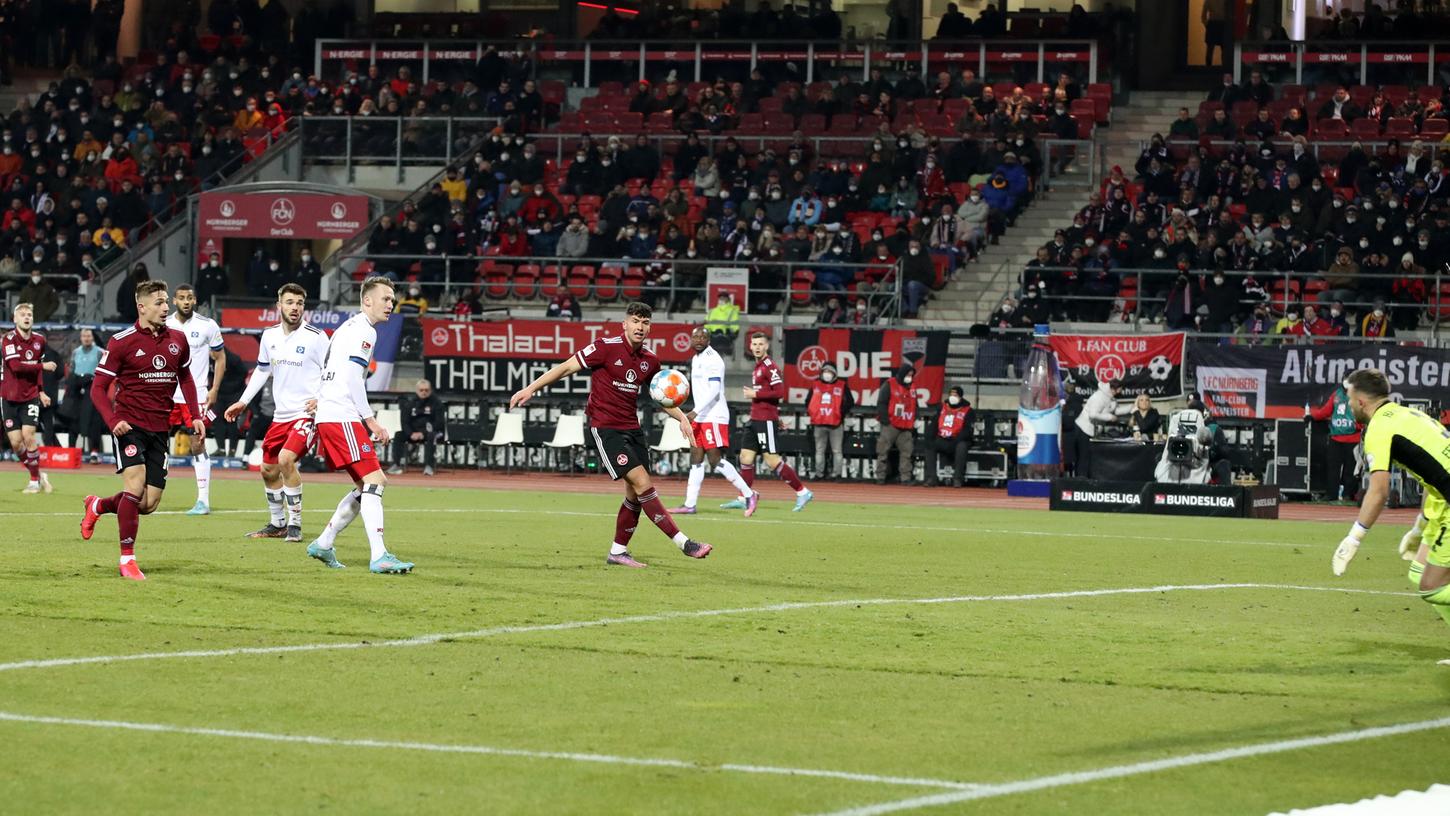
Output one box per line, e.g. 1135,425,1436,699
265,489,285,526
684,463,706,508
610,542,629,555
316,489,362,548
672,531,689,550
193,452,211,505
283,485,303,527
360,488,387,561
716,460,751,497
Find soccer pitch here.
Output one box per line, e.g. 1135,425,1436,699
2,473,1449,815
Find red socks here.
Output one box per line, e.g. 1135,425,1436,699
741,463,755,488
637,488,682,539
23,449,40,480
117,492,141,556
775,461,805,491
96,492,122,515
614,498,641,547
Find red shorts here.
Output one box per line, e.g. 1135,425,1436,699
692,421,729,451
169,402,215,429
262,417,317,465
316,421,381,479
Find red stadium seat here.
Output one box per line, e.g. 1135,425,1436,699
621,268,645,300
790,270,815,305
1386,117,1416,139
1422,119,1449,140
594,266,621,301
513,264,540,299
539,265,565,299
567,265,594,298
482,263,512,299
1351,117,1381,139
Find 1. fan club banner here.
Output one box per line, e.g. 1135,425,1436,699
1051,332,1187,400
782,328,950,407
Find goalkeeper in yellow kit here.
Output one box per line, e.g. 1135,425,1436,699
1332,369,1450,659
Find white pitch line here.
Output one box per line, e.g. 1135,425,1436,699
0,584,1405,674
0,505,1317,548
811,715,1450,816
0,710,978,791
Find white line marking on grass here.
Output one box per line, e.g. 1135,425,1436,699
0,505,1317,548
0,710,979,791
810,715,1450,816
0,584,1405,674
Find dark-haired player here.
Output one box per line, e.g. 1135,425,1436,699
82,281,205,580
224,283,328,542
511,301,712,568
2,302,55,494
166,283,225,515
1333,368,1450,663
726,331,813,512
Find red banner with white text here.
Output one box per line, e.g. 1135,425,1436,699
1050,332,1186,399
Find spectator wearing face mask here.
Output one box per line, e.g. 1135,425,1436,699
397,284,429,315
1274,305,1303,337
807,362,854,480
196,252,230,306
899,239,935,318
817,295,848,325
925,386,972,488
875,363,921,484
1361,301,1394,338
18,272,59,321
295,248,322,299
1237,303,1274,344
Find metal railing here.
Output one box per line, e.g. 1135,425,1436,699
333,251,907,324
1235,40,1450,87
996,264,1448,339
316,38,1104,89
298,115,500,183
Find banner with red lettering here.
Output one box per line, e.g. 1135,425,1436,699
1051,332,1186,399
420,318,697,395
781,328,950,408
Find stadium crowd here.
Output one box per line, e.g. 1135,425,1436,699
989,69,1450,339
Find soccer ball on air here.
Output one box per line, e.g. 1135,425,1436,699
650,369,690,409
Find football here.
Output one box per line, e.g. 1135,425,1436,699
649,368,690,408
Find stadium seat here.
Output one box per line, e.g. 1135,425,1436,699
542,413,586,472
482,262,512,299
539,265,565,299
621,268,645,300
790,270,815,306
482,412,525,472
594,266,621,301
513,264,541,299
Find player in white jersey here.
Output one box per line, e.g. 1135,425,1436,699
223,284,327,542
670,326,757,516
305,276,412,574
165,284,226,515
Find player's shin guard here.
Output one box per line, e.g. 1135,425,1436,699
1410,559,1427,590
316,489,362,548
637,488,686,546
612,498,641,553
23,448,40,481
359,483,386,562
265,489,286,527
716,460,751,496
774,461,805,491
684,463,706,508
741,462,755,488
283,485,303,527
193,452,211,504
1418,581,1450,629
117,491,141,557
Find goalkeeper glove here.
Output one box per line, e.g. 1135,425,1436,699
1399,514,1426,561
1333,522,1370,576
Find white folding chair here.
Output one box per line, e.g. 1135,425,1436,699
483,412,525,472
374,407,401,464
543,413,586,473
651,416,692,453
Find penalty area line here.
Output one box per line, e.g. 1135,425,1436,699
0,710,980,791
809,715,1450,816
0,584,1404,674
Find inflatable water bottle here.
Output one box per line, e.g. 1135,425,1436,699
1016,324,1062,480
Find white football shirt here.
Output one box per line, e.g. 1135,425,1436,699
256,322,329,422
315,312,377,424
166,312,224,402
689,345,730,424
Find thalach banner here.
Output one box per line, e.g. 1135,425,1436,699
1051,333,1186,399
781,328,950,407
420,318,697,395
1190,343,1450,418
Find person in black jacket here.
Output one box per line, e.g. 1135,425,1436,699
387,379,446,476
924,386,973,487
114,262,148,322
196,253,230,306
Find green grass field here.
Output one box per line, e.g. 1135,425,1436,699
2,473,1448,815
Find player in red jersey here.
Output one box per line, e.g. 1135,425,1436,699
81,280,205,580
510,301,712,568
2,302,56,494
734,331,813,512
